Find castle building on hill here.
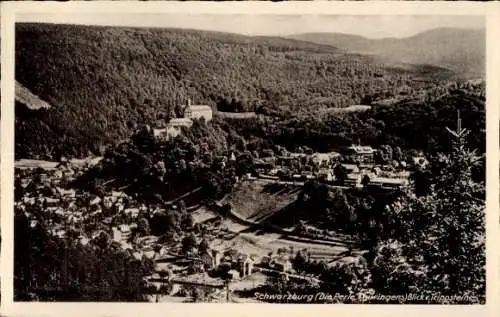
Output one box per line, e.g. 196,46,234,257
166,118,194,138
153,118,193,140
183,99,213,121
168,118,194,128
152,99,212,140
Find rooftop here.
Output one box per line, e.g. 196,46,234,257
371,177,408,185
348,145,376,154
172,273,224,287
272,257,292,266
185,105,212,111
168,118,194,126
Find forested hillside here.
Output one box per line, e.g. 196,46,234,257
16,23,451,159
216,81,485,155
289,28,485,79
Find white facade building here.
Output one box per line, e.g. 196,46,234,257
184,99,213,121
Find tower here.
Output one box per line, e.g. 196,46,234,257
212,249,221,267
245,259,254,276
184,98,192,119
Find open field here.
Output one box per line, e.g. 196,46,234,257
216,111,257,119
226,180,300,223
211,227,352,262
15,81,52,110
15,157,103,170
197,203,357,262
230,272,268,292
191,206,219,224
201,178,362,262
15,159,59,170
318,105,371,114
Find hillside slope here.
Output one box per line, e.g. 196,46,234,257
16,23,449,159
289,28,485,79
220,81,485,155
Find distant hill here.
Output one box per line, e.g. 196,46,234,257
15,23,452,159
289,28,485,79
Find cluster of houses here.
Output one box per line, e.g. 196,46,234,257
252,151,339,181
250,145,414,190
15,160,180,263
342,164,410,189
17,159,297,297
151,243,295,290
15,129,432,302
206,248,256,279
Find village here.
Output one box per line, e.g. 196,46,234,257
152,101,424,191
13,102,431,302
16,161,315,302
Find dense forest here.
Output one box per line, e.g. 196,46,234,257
15,23,462,159
73,117,240,204
218,82,485,155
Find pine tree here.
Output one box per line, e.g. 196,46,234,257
379,111,485,302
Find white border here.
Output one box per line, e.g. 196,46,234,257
485,6,500,317
1,2,499,317
1,1,498,15
1,2,16,315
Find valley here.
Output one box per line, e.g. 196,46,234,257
14,20,486,304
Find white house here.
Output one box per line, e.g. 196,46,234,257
227,269,241,280
271,257,292,272
184,99,213,121
347,145,377,164
143,246,156,260
154,118,193,140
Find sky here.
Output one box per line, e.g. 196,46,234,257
17,13,484,39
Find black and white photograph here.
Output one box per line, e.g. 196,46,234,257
4,3,494,309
